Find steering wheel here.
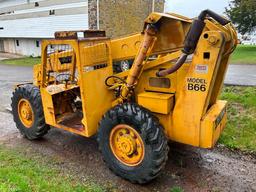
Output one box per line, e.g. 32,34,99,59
55,73,71,83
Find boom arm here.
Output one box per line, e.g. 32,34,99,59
117,10,237,102
157,9,231,77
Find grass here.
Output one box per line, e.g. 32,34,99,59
170,186,184,192
0,146,104,192
1,57,41,66
230,45,256,64
219,86,256,153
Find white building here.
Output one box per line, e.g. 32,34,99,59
239,33,256,45
0,0,89,56
0,0,164,57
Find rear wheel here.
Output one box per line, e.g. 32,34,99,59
11,84,50,140
98,103,169,183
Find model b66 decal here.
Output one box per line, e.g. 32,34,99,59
187,78,207,92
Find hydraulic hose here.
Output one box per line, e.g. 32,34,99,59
156,9,231,77
198,9,230,26
156,53,188,77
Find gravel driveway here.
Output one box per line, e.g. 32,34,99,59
0,64,32,106
225,64,256,86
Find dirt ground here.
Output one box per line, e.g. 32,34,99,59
1,128,255,192
0,64,256,192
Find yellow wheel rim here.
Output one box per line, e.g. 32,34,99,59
110,124,145,166
18,99,34,128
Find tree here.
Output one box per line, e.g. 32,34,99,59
225,0,256,35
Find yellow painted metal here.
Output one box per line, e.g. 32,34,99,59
136,63,177,94
79,42,114,136
171,30,226,146
144,12,191,54
27,12,237,149
200,100,227,148
119,27,157,100
40,88,56,126
115,51,182,82
47,50,75,75
109,124,145,166
138,92,174,114
33,64,41,87
18,99,34,128
134,20,236,148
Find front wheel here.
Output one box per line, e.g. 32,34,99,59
97,103,169,184
11,84,50,140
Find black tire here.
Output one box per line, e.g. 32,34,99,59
98,103,169,184
11,84,50,140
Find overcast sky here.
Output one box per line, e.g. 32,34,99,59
165,0,230,18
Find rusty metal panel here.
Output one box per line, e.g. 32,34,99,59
55,31,78,40
55,30,106,40
83,30,106,38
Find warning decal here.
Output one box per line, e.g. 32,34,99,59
195,64,208,74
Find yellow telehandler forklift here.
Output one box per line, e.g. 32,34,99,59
11,10,237,183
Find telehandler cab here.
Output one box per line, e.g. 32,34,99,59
11,10,237,183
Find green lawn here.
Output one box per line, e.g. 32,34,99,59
230,45,256,64
1,57,41,66
219,86,256,153
0,146,104,192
